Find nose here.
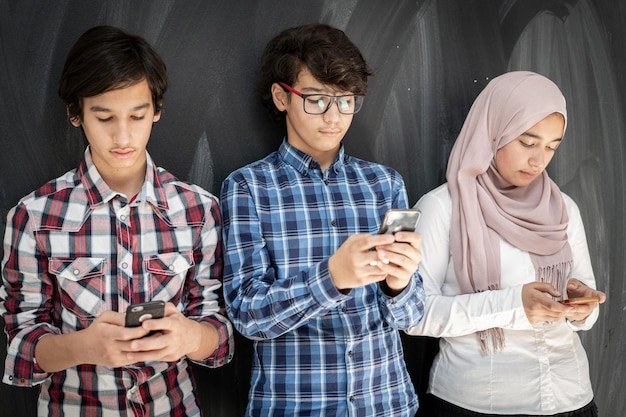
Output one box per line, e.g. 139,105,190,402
112,119,131,145
528,147,546,168
322,99,341,123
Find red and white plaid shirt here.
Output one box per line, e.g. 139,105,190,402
1,148,234,416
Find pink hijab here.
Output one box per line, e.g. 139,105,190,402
446,71,572,352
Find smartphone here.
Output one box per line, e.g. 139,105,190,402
378,209,421,234
560,296,600,305
125,300,166,328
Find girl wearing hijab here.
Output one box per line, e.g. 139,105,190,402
406,71,605,416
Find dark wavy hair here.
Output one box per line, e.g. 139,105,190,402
59,25,168,122
258,23,373,122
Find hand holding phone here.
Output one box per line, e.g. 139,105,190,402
378,209,421,234
125,300,166,328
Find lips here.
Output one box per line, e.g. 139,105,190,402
111,149,135,159
520,170,540,179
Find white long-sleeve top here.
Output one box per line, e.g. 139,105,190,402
406,183,598,415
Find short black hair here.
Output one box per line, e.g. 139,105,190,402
258,23,373,122
59,25,168,122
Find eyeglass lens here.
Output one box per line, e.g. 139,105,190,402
304,95,363,114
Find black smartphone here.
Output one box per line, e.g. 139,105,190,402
125,300,166,328
378,208,421,234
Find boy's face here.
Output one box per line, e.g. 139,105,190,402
272,68,354,170
71,79,160,181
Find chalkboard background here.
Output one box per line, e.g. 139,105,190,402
1,1,624,415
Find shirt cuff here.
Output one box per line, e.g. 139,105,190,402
308,259,351,308
4,325,57,386
190,314,234,368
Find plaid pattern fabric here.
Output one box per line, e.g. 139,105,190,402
0,149,234,417
221,140,425,417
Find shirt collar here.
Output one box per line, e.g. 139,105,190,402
278,138,345,176
78,147,168,210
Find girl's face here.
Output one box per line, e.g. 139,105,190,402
494,112,565,187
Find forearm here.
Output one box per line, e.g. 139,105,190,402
186,322,219,362
407,285,532,337
228,260,347,339
34,331,88,373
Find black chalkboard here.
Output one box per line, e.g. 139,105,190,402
1,1,625,415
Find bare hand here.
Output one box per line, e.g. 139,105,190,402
78,310,147,368
124,303,216,363
375,231,422,294
521,282,570,324
562,278,606,322
36,304,217,372
328,234,395,290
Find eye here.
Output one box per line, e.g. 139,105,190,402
519,140,534,148
338,97,353,111
306,96,328,110
97,117,112,123
131,115,146,121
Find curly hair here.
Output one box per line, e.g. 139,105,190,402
59,25,168,122
258,23,373,122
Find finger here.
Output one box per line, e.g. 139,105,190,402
116,325,151,341
376,241,420,264
163,302,179,315
531,282,561,298
390,231,421,246
361,233,395,250
376,249,418,276
98,310,127,326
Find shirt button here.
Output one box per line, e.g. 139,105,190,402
331,220,337,227
348,350,353,357
120,215,126,221
168,264,175,271
73,269,80,276
349,396,355,403
342,307,347,313
323,179,329,185
121,262,128,269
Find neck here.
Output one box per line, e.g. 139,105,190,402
100,164,146,199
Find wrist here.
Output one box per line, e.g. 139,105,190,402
380,279,404,297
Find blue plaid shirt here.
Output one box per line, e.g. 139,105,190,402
221,140,425,417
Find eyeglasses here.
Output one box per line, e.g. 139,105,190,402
279,82,364,115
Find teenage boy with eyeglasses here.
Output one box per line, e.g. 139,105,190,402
0,26,234,416
220,23,426,416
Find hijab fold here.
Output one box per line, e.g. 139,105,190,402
446,71,572,353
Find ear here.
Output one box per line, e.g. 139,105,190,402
69,116,81,127
67,106,81,127
271,83,287,111
153,101,163,122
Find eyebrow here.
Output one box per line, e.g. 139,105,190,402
299,86,330,94
89,103,151,112
521,131,563,142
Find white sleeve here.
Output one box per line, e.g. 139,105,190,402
563,194,599,330
406,185,531,337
